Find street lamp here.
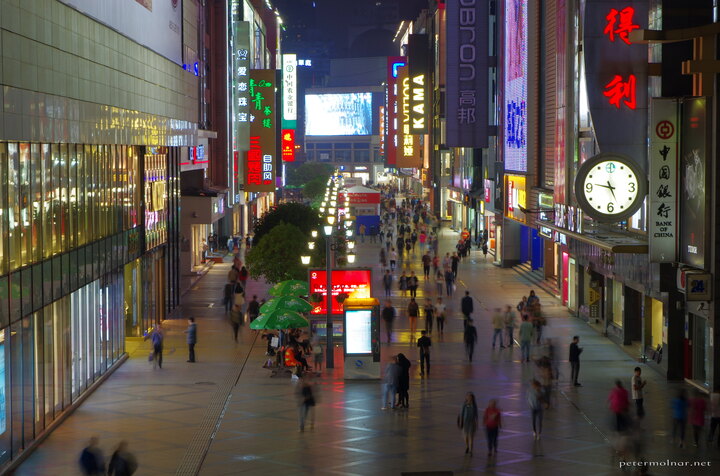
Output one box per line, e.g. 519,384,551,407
327,216,336,225
311,230,318,238
308,242,315,250
328,207,336,215
300,255,311,265
347,252,356,264
323,224,335,368
347,241,355,250
319,207,325,213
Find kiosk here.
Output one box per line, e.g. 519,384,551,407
342,298,381,379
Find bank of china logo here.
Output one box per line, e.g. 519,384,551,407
605,162,616,174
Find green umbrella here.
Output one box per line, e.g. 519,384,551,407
260,296,313,314
250,309,309,330
268,280,309,297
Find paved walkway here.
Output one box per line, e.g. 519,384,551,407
14,229,720,475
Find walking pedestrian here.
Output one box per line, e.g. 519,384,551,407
464,319,478,362
435,298,446,336
359,223,366,243
491,308,505,349
297,373,317,431
423,298,435,333
79,436,105,476
407,298,419,336
707,391,720,448
451,252,460,278
608,380,630,432
435,269,444,296
483,399,502,457
222,280,235,313
311,333,324,371
229,304,242,342
382,356,401,410
631,367,646,418
417,331,432,376
379,247,387,268
149,323,164,369
569,336,583,386
399,271,408,297
690,391,707,447
519,316,533,363
461,291,474,329
107,441,138,476
247,295,260,322
422,251,432,279
528,380,544,440
408,271,419,298
396,353,411,408
381,300,396,343
184,317,197,362
504,305,516,347
671,389,689,448
389,248,397,271
445,268,455,296
382,269,393,297
458,392,479,455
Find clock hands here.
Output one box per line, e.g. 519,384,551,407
594,182,617,201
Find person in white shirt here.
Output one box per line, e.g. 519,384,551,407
631,367,646,418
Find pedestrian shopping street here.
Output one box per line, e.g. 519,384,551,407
15,227,718,476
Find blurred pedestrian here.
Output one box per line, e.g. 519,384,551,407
504,305,516,347
435,298,446,336
458,392,479,455
608,380,630,432
417,331,432,376
671,389,688,448
389,248,397,271
464,319,478,362
461,291,474,329
528,380,544,440
435,269,444,296
107,441,138,476
407,298,419,336
396,353,411,408
229,304,242,342
399,271,408,297
359,223,366,243
79,436,105,476
491,308,505,349
382,269,393,297
631,367,646,418
707,391,720,448
483,399,502,457
381,300,396,343
422,251,432,279
382,355,401,410
423,298,435,333
519,316,533,363
445,268,455,296
247,295,260,322
149,323,164,369
569,336,583,386
408,271,419,298
297,373,317,431
184,317,197,363
690,391,707,447
451,252,460,278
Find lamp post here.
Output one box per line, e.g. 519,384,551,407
323,222,335,369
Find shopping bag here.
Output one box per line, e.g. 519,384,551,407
148,352,154,362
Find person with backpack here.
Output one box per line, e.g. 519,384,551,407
107,441,138,476
423,298,435,333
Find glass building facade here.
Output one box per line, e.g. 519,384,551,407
0,141,181,467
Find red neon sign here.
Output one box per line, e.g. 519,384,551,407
309,269,372,315
281,129,295,162
603,7,640,45
603,74,637,109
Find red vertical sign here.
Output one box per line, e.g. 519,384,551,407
281,129,295,162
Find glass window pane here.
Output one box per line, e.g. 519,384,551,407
18,143,31,268
59,144,69,253
61,253,69,297
20,268,31,319
10,320,22,456
21,315,34,445
0,143,7,275
52,256,61,299
43,307,54,423
76,145,86,247
31,265,42,313
0,277,8,328
0,328,11,465
8,273,20,324
68,145,77,250
41,144,52,260
33,311,44,433
42,260,52,306
50,144,61,255
30,144,42,263
7,143,20,271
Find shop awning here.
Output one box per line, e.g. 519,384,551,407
539,222,648,254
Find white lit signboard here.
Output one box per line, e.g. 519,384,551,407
282,53,297,128
345,309,372,354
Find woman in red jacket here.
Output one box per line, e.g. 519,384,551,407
483,399,502,457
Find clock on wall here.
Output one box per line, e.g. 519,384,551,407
574,153,647,222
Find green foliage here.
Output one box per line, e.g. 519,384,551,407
302,176,327,201
246,223,309,284
253,203,323,245
286,162,334,187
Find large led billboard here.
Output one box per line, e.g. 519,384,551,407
305,93,373,136
504,0,528,172
309,269,372,315
58,0,183,65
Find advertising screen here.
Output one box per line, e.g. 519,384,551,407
345,309,372,354
58,0,183,65
504,0,528,172
305,93,373,136
309,269,372,315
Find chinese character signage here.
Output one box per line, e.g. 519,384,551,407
246,69,277,193
231,21,251,202
397,65,422,168
504,0,528,172
385,56,406,167
446,0,488,148
649,98,678,263
282,54,297,129
408,34,429,135
680,97,709,269
309,269,372,315
281,129,295,162
584,0,648,161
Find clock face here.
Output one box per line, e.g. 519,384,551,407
575,154,646,222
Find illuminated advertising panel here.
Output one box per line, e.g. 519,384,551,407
231,21,251,201
305,93,373,136
503,0,528,172
281,129,296,162
379,106,385,157
282,54,297,128
385,57,406,166
58,0,183,64
246,70,276,193
309,269,372,315
505,175,527,223
446,0,489,148
397,66,422,168
408,34,429,135
345,309,372,354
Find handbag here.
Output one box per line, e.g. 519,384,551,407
234,293,245,306
148,352,154,362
